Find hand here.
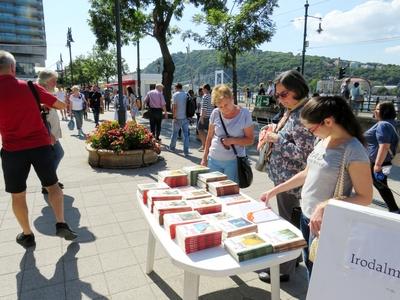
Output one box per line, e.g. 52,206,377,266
200,157,208,166
50,135,56,146
260,189,276,206
164,112,168,119
373,164,382,173
309,203,327,237
265,132,279,143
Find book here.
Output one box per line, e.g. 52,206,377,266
260,227,307,252
147,189,183,213
137,182,170,205
182,165,210,186
216,193,252,206
215,217,258,239
190,197,222,215
158,169,189,187
197,172,228,189
153,200,192,225
182,189,213,201
205,211,235,223
207,180,240,197
238,202,280,224
176,221,222,254
164,211,204,239
224,233,273,262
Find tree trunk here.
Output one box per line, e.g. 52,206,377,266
231,52,238,105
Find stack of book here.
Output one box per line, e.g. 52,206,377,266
208,180,240,197
197,172,228,190
158,170,189,187
216,193,252,206
215,217,258,239
260,227,307,252
224,233,273,262
176,221,222,254
164,211,204,239
147,189,183,213
182,165,210,186
190,197,222,215
205,211,235,223
182,189,213,201
153,200,192,225
137,182,170,205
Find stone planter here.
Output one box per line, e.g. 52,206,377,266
86,144,159,169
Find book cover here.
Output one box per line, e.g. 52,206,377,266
208,180,240,197
224,233,273,262
197,172,228,183
182,189,213,200
153,200,192,225
182,165,210,186
147,189,183,213
190,198,222,215
216,217,258,239
158,169,189,187
260,228,306,252
205,211,235,222
176,221,222,253
164,211,203,239
216,193,252,206
137,182,170,205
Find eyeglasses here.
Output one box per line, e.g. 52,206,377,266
307,122,323,134
275,90,289,99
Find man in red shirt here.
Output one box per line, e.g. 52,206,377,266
0,51,77,248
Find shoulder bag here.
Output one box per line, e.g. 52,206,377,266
309,147,348,263
219,111,253,188
27,81,50,133
384,122,400,166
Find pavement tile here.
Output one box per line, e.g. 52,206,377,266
64,255,103,281
85,205,113,217
88,212,117,227
99,248,138,272
0,240,27,257
109,201,136,213
95,234,130,254
132,243,168,264
0,228,20,243
90,223,123,239
21,263,64,292
104,265,148,295
62,242,99,261
1,218,21,230
0,272,22,298
124,230,148,247
111,284,157,300
24,246,63,269
148,274,184,300
119,219,148,234
113,210,142,222
139,258,183,284
0,253,26,276
20,283,66,300
65,273,110,300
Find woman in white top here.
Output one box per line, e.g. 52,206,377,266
112,89,129,122
127,86,139,121
69,85,86,136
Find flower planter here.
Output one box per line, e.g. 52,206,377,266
86,144,159,169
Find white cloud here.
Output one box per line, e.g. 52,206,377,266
294,0,400,45
385,45,400,53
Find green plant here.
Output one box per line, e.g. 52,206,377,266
86,120,161,154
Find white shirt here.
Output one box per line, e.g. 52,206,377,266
69,93,85,110
56,91,65,102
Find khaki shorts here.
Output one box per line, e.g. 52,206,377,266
197,117,209,131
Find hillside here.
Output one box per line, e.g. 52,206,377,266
143,49,400,91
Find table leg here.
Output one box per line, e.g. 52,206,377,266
183,270,199,300
145,229,156,274
270,264,280,300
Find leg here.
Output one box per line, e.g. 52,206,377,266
155,110,163,140
207,157,225,173
169,119,180,150
149,109,156,137
46,183,65,223
300,213,313,279
146,230,156,274
52,141,64,171
270,264,281,300
372,173,399,212
12,192,32,235
183,271,200,300
182,119,190,155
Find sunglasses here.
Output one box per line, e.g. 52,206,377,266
307,122,323,134
275,90,289,99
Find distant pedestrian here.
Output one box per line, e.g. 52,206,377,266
90,86,103,127
168,83,190,156
144,84,167,142
104,88,111,111
340,78,351,101
266,80,275,96
69,85,86,136
195,88,203,136
197,84,213,151
127,86,139,121
258,83,265,95
56,86,68,120
350,82,362,115
112,89,129,122
0,50,77,248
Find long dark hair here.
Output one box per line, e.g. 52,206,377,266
301,96,365,144
274,70,309,100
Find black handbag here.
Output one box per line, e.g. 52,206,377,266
219,112,253,188
27,81,50,133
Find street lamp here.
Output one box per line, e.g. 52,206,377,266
301,0,323,75
115,0,125,126
66,27,74,83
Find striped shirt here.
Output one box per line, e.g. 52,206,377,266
200,94,213,118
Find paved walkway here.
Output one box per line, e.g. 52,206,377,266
0,109,397,300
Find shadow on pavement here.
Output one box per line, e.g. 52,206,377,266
148,271,182,300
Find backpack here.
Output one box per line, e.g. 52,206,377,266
186,94,196,118
386,122,400,166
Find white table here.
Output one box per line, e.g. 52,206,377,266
137,192,302,300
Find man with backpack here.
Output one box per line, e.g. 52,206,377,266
167,83,191,156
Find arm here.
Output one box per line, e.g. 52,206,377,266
260,167,308,205
52,100,67,110
201,124,215,166
374,143,390,172
309,162,373,236
222,126,254,147
172,103,177,119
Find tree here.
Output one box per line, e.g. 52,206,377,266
88,0,224,110
92,46,129,84
184,0,278,103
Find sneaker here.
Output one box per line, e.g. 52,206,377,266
56,223,78,241
16,233,36,248
166,146,175,152
258,272,290,283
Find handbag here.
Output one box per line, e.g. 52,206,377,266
68,117,75,131
309,147,348,263
219,112,253,188
27,81,50,133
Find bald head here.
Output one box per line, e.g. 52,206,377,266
0,51,16,75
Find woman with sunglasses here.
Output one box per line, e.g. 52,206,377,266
260,96,372,278
365,101,399,213
258,70,315,283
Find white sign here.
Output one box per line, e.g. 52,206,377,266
307,200,400,300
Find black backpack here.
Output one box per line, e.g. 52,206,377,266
186,94,196,118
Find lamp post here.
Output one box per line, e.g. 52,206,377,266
66,27,74,83
115,0,125,126
136,39,141,102
301,0,323,75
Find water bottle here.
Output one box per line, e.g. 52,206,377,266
374,171,385,181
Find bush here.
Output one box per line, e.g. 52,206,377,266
86,120,161,154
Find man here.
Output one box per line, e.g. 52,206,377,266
168,83,190,156
197,84,213,151
90,86,103,127
144,84,167,141
340,78,351,102
0,51,77,248
266,80,275,96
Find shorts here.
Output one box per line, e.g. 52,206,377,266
1,145,58,193
197,117,210,131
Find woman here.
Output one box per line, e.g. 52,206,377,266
261,96,373,278
113,89,129,122
258,70,315,283
127,86,139,121
37,70,65,193
365,101,399,213
69,85,86,136
350,82,362,115
200,84,253,183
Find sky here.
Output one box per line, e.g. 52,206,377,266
42,0,400,72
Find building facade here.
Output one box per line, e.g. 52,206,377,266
0,0,46,79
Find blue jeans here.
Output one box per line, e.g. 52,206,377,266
170,118,190,155
208,157,238,184
300,213,314,280
52,140,64,171
72,110,84,130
